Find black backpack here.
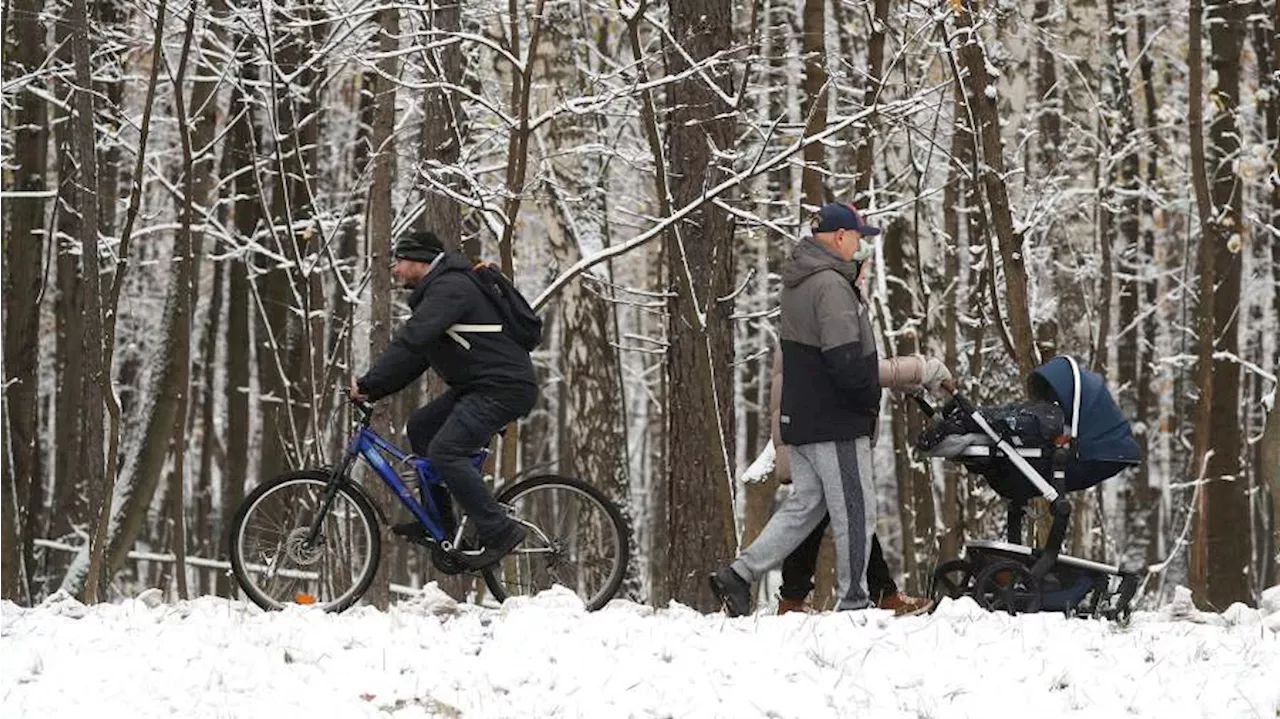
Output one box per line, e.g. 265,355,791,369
466,262,543,351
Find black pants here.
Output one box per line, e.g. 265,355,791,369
779,514,898,602
406,383,537,540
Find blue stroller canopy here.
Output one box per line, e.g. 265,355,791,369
1029,356,1141,489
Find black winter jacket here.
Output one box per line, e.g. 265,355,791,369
778,237,881,444
357,252,537,401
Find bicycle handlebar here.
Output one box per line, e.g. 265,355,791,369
351,398,374,425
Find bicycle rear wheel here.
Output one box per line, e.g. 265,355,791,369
482,475,629,611
229,470,381,612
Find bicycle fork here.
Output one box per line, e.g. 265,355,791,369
304,452,359,546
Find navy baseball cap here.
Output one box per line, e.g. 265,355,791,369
814,202,881,236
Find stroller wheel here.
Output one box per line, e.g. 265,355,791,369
973,560,1042,615
929,559,974,604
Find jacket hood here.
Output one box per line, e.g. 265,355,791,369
408,251,472,307
781,237,858,288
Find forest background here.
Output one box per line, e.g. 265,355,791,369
1,0,1277,612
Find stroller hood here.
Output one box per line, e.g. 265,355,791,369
1028,356,1141,489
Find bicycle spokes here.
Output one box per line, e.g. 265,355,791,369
232,476,378,611
483,478,628,611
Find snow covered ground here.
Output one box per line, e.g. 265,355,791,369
4,586,1279,719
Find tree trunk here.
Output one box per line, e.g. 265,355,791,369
418,0,465,248
1201,0,1248,608
50,2,88,555
194,252,224,594
661,0,738,610
166,5,199,600
364,2,399,610
256,0,319,483
1,0,49,604
950,0,1039,376
536,11,639,600
217,71,258,597
799,0,827,207
1264,403,1280,581
939,78,969,564
1189,0,1250,609
1032,0,1061,161
67,0,107,603
852,0,889,201
1131,11,1164,568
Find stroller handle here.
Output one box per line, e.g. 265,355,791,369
908,385,965,418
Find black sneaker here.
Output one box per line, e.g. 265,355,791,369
456,522,527,571
709,567,752,617
391,521,433,546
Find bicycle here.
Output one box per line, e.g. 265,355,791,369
228,399,629,612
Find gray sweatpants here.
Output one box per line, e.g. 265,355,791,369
731,437,876,610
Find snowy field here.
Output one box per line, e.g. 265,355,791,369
4,585,1279,719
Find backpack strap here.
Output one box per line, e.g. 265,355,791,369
445,323,502,350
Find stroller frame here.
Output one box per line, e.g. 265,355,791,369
924,356,1141,619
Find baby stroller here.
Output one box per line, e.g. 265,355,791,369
915,356,1142,618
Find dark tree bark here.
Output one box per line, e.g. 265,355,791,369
166,5,200,599
2,0,50,603
660,0,738,611
217,71,259,597
418,0,465,248
799,0,828,207
50,0,88,555
1189,0,1250,609
852,0,889,201
66,0,107,603
938,79,972,563
1200,0,1248,608
365,2,399,610
1032,0,1061,160
1131,11,1165,567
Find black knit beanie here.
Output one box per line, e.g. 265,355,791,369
393,229,445,262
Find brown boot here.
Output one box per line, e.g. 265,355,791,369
777,597,812,615
876,591,933,616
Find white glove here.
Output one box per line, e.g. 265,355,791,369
921,358,953,395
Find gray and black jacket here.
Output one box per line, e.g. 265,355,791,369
358,252,536,401
778,237,881,445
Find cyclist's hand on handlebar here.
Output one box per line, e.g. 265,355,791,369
349,376,369,403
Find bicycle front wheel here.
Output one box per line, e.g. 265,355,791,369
229,470,381,612
483,475,629,611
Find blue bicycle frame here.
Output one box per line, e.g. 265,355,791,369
308,403,489,546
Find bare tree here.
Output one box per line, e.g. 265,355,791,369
365,0,399,610
217,65,259,596
948,0,1039,376
535,7,638,598
1189,0,1250,609
1,0,50,603
67,0,107,603
660,0,738,610
799,0,827,207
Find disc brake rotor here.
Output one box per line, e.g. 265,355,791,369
285,527,325,565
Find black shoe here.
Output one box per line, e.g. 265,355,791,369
709,567,752,617
391,521,433,546
456,522,527,571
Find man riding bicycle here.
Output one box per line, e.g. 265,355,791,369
349,229,537,570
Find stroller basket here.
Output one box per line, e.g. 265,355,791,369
918,356,1142,618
